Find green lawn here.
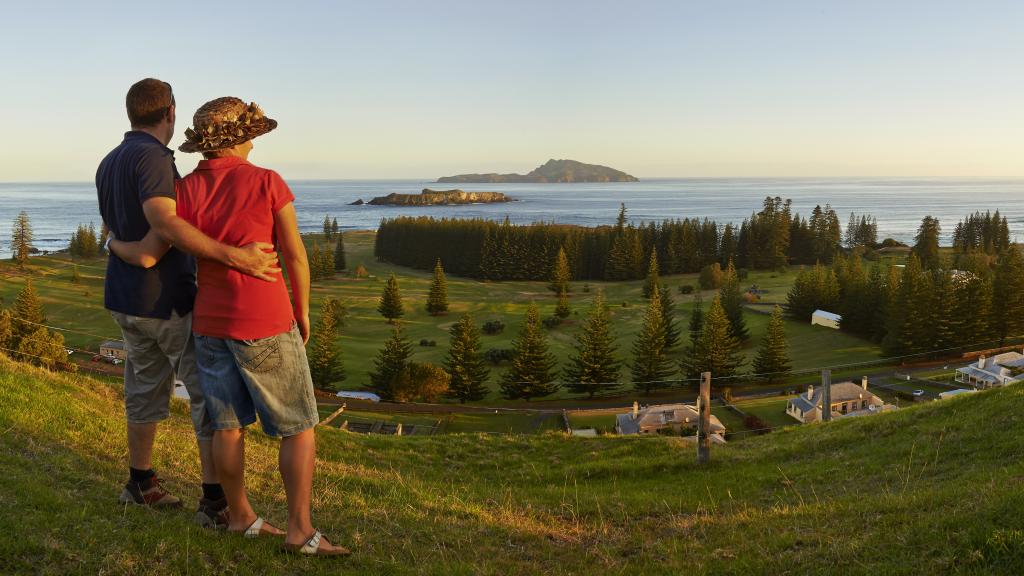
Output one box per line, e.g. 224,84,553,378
731,396,797,429
3,353,1024,573
0,231,888,408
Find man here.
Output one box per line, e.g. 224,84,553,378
96,78,279,527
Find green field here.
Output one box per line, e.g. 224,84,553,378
3,354,1023,573
0,231,888,408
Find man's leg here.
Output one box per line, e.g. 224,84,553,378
127,421,157,471
164,317,225,525
112,312,181,508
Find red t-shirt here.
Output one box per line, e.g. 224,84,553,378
175,157,295,340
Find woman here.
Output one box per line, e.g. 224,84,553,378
110,97,347,557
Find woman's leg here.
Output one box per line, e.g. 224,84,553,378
279,428,316,544
213,428,257,531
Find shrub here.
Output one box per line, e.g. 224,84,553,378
582,283,591,293
737,268,749,280
678,284,695,295
699,263,724,290
482,319,505,335
621,301,630,308
541,316,562,329
484,348,514,365
722,387,733,403
419,339,430,347
743,414,772,434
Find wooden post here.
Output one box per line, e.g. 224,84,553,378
697,371,712,464
821,369,832,422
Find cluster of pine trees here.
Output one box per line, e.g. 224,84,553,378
309,224,346,282
786,214,1024,358
375,199,876,281
351,251,791,403
952,210,1011,255
0,280,75,372
68,223,102,258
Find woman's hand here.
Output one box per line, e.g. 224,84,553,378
297,313,310,345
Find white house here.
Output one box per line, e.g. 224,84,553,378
955,351,1024,389
615,402,726,438
811,310,841,330
99,340,126,361
786,377,892,423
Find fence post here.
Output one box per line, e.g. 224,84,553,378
697,371,712,464
821,369,832,422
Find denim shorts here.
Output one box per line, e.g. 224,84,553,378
194,324,319,438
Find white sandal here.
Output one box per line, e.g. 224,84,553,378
284,530,351,557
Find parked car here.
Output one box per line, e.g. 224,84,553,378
912,389,925,397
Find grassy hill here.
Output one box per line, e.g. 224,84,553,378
1,356,1022,574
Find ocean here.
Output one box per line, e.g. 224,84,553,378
1,178,1022,258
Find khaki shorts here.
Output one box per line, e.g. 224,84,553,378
110,310,213,439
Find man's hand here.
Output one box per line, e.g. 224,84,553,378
228,242,281,282
296,313,310,345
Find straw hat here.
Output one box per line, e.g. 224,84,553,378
178,97,277,153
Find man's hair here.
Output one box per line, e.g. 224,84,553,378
126,78,174,127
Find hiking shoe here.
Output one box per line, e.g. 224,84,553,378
118,475,182,508
194,497,229,529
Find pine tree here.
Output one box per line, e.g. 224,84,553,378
882,255,928,356
11,211,33,268
331,217,339,237
98,222,109,255
752,305,790,383
549,246,571,293
659,286,681,351
368,323,413,399
680,294,706,380
642,249,660,298
378,273,404,322
16,326,73,372
630,288,674,393
992,248,1024,345
554,287,570,319
691,296,745,383
955,275,991,350
308,297,346,391
11,279,45,349
912,216,942,270
719,260,749,341
322,214,332,240
0,309,12,354
500,303,559,401
564,290,620,398
320,242,335,279
334,233,347,271
443,314,490,402
309,243,323,282
426,259,449,316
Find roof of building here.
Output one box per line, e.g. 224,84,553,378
788,382,883,411
616,403,725,435
335,391,381,402
956,352,1024,384
100,340,124,350
811,310,842,322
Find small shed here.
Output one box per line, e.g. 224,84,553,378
811,310,841,330
99,340,127,360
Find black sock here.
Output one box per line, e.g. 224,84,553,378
129,467,155,484
202,483,225,502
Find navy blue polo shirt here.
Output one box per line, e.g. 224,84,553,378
96,131,196,319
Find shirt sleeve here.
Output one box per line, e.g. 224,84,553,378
266,170,295,213
136,147,176,203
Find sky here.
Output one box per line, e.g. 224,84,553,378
0,0,1021,181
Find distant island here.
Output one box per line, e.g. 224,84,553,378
438,159,638,183
361,188,512,206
